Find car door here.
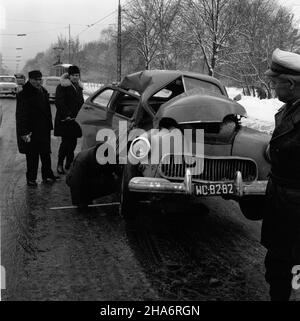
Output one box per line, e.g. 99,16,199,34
76,85,139,150
109,91,140,162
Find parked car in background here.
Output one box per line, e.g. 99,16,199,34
43,76,60,101
0,75,18,97
14,73,26,92
67,70,271,221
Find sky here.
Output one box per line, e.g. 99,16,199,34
0,0,300,74
0,0,120,72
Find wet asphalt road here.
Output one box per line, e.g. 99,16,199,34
0,97,269,300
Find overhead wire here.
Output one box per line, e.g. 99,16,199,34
74,0,137,38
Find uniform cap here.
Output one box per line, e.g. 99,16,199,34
265,48,300,81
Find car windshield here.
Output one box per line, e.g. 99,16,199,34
0,77,16,83
45,79,60,86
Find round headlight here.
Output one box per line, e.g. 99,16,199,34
129,137,151,160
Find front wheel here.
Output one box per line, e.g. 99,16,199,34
119,164,140,220
239,195,266,220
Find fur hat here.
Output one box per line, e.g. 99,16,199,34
28,70,42,79
68,65,80,75
265,48,300,82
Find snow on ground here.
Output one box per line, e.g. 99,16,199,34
83,82,103,96
227,87,282,134
82,83,281,134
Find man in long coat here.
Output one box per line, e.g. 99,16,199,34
263,48,300,300
16,70,57,186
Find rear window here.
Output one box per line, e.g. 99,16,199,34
45,79,60,86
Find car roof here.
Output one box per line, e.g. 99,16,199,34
120,70,224,94
119,69,227,117
43,76,61,79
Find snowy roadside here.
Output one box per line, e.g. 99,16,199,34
82,83,281,134
227,88,281,134
82,82,102,100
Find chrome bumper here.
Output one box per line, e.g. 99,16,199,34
0,90,17,94
128,170,267,197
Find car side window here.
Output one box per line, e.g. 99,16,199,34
91,89,114,108
184,77,223,95
114,93,139,119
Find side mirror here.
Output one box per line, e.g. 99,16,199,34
233,94,242,102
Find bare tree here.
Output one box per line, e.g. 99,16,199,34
180,0,247,76
218,0,300,96
123,0,181,69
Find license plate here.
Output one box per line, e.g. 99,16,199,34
194,182,234,196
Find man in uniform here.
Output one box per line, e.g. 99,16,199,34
16,70,57,186
263,48,300,300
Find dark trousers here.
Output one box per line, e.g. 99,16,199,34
265,250,294,301
26,151,53,181
58,136,77,165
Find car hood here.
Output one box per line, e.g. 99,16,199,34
0,82,17,87
154,92,247,124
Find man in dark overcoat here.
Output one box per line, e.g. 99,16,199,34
263,48,300,300
54,65,84,174
16,70,57,186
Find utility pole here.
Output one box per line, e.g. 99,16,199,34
68,24,71,64
117,0,122,82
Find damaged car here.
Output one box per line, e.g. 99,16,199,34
67,70,271,220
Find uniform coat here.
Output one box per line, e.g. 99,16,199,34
16,81,53,154
54,73,84,137
261,99,300,261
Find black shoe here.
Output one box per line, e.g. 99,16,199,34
57,164,65,175
27,179,38,187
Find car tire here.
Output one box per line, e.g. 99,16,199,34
239,195,266,220
119,164,140,220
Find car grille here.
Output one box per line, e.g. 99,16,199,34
159,154,257,182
